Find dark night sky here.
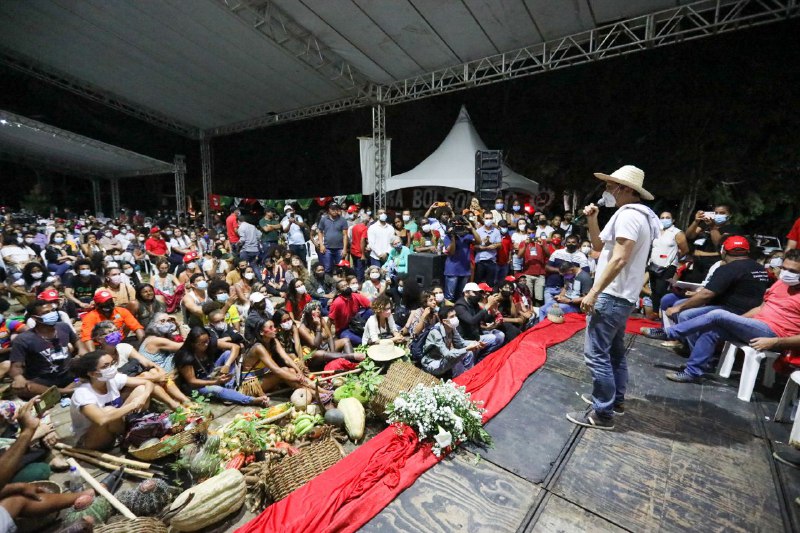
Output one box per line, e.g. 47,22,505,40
0,18,798,230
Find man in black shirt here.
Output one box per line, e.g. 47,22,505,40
661,236,768,382
65,259,102,315
453,283,504,361
9,290,78,399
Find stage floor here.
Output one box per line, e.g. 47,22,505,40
362,330,800,533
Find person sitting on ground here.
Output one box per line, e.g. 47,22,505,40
362,294,404,346
174,326,268,406
538,262,592,322
454,282,505,360
0,298,26,359
273,309,305,367
306,262,336,315
79,291,144,353
176,251,204,286
134,283,166,330
44,229,77,280
137,313,182,372
641,249,800,382
285,277,312,321
99,228,130,265
8,262,47,308
543,234,589,307
244,291,274,344
68,350,154,450
120,261,142,288
0,233,37,279
91,321,188,410
181,273,211,329
383,236,411,276
205,306,245,345
361,265,386,302
206,279,240,331
9,290,78,400
329,278,371,346
404,291,439,340
242,319,314,394
102,265,138,315
1,398,94,531
297,301,359,367
64,260,102,319
496,277,533,331
152,258,179,297
422,305,482,377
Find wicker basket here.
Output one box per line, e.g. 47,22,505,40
370,361,439,417
95,516,168,533
128,417,212,461
264,437,345,501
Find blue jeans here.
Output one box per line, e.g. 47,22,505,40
474,260,496,286
444,275,469,302
319,247,342,274
196,352,254,405
495,264,510,286
543,286,562,307
667,309,778,375
353,256,367,283
339,328,363,346
369,257,384,268
674,305,723,376
477,330,505,361
289,244,307,262
659,293,682,312
584,293,635,418
48,262,71,279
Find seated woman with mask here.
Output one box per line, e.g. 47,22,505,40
137,313,183,373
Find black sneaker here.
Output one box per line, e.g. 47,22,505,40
566,409,615,430
579,393,625,415
666,370,702,383
640,327,668,340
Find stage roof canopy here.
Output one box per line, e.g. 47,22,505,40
0,110,175,178
1,0,764,138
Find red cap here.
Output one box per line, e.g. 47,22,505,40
93,290,114,304
722,235,750,252
183,251,199,263
524,203,535,214
477,282,493,292
38,289,60,302
149,226,160,234
504,275,516,282
347,205,359,214
337,259,351,267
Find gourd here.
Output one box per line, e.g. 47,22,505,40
189,435,221,481
116,478,173,517
63,493,112,526
291,388,311,409
324,408,345,428
168,469,246,532
337,397,365,441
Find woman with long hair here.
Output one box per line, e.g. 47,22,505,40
44,230,78,280
242,319,314,394
284,277,311,321
361,293,404,345
134,284,166,330
297,301,360,367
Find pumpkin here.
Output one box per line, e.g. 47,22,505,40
63,493,112,526
338,397,365,441
324,408,345,428
168,469,246,532
117,478,173,517
189,435,221,481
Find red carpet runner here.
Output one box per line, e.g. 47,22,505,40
238,313,651,532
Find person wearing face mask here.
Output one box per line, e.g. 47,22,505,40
495,220,514,285
510,218,529,275
491,196,511,225
67,350,154,450
134,283,166,330
517,226,549,306
580,240,597,275
329,279,372,346
316,202,350,275
44,231,77,280
65,259,102,313
103,266,138,316
204,307,244,345
80,290,145,353
349,208,370,282
297,301,359,367
453,283,505,360
543,235,590,308
206,279,241,331
366,209,396,267
144,227,169,263
420,305,482,377
22,232,42,256
244,291,275,344
0,233,37,278
281,204,308,261
137,313,182,372
510,200,524,224
99,227,130,264
647,211,690,312
473,213,502,285
9,263,47,307
119,261,142,288
307,262,336,313
9,290,78,399
181,273,211,329
411,218,441,253
537,262,592,324
560,212,575,237
176,251,203,286
684,205,743,282
258,208,282,259
361,266,387,302
362,294,404,345
285,279,312,321
534,215,555,240
383,236,411,276
765,253,784,284
568,165,660,431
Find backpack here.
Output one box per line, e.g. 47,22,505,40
409,323,437,362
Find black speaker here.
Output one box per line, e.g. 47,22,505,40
475,150,503,204
407,253,446,290
475,150,502,170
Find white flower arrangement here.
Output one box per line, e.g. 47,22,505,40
385,381,492,457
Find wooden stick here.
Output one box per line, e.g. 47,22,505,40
314,368,361,383
66,458,137,520
308,370,335,377
55,443,152,469
60,449,154,479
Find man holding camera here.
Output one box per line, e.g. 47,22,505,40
442,216,482,301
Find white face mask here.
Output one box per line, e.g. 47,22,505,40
31,272,43,279
186,262,197,270
378,213,388,222
213,321,227,332
434,293,444,303
780,269,800,286
244,272,255,280
581,246,592,255
350,283,360,292
448,317,459,329
518,224,526,231
104,232,113,238
484,219,494,227
280,321,293,330
402,215,410,222
109,274,121,284
296,285,307,294
598,190,617,208
421,224,431,233
124,269,134,275
97,365,118,382
370,272,381,280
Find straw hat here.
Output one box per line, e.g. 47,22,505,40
366,339,406,362
593,165,654,201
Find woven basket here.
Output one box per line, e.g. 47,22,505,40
128,417,212,461
264,437,345,501
370,361,439,417
95,517,168,533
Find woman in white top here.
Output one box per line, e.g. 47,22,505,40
648,211,689,312
169,227,193,270
511,219,529,275
361,266,386,301
0,233,37,277
362,294,404,345
68,350,154,450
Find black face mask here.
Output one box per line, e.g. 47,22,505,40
252,303,266,313
341,287,353,297
467,294,482,306
566,243,578,253
315,272,325,279
98,304,115,315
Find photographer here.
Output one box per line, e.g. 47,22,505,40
442,215,482,302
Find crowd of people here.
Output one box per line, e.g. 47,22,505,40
1,169,800,526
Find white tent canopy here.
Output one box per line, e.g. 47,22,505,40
386,106,538,195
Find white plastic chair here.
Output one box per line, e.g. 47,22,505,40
774,370,800,448
717,340,778,401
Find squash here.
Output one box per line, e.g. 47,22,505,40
63,493,112,526
337,397,365,441
291,388,311,409
168,469,246,532
117,478,173,517
324,408,345,428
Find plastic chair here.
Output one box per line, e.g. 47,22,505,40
717,341,778,401
774,371,800,448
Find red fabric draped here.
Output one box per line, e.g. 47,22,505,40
625,316,661,335
237,314,585,533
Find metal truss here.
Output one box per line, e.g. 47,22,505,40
372,88,386,212
110,177,121,218
200,137,213,228
217,0,374,97
92,180,102,216
0,47,200,139
174,155,187,216
381,0,799,105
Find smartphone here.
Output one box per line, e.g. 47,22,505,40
35,386,60,415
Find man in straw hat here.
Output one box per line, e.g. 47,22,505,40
566,165,661,430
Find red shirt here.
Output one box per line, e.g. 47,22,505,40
520,242,548,276
226,213,240,243
145,237,167,256
350,223,368,258
285,293,312,320
329,292,370,333
787,217,800,243
497,234,513,266
754,281,800,338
